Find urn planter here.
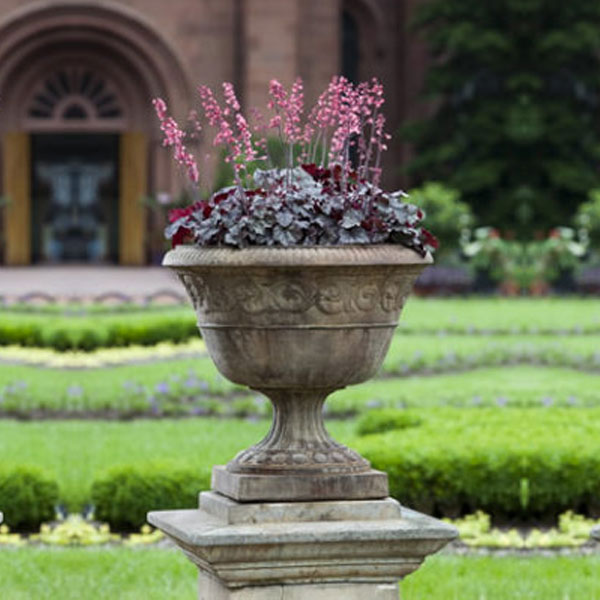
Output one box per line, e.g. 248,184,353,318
151,243,458,599
163,244,431,502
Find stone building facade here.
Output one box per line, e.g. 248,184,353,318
0,0,428,265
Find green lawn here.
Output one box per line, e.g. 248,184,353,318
2,354,600,414
0,550,598,600
331,365,600,411
400,297,600,333
402,554,600,600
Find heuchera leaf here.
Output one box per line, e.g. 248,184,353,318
341,209,364,229
164,165,437,255
276,211,294,228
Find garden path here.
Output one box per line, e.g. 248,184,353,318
0,266,182,303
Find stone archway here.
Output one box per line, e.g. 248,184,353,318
0,1,192,265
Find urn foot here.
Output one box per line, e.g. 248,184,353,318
212,465,389,502
218,388,387,501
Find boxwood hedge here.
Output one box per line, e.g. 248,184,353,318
0,311,197,351
356,408,600,521
91,464,210,530
0,467,59,530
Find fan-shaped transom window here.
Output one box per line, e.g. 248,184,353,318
27,67,124,123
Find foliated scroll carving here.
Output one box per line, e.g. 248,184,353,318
179,272,415,316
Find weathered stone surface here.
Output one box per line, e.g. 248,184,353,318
212,465,389,502
155,246,449,597
592,526,600,541
148,503,458,589
200,491,402,524
198,572,399,600
165,245,431,501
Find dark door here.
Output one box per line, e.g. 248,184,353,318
31,134,119,263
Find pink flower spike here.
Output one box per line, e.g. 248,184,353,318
223,82,241,112
152,97,200,186
152,98,168,120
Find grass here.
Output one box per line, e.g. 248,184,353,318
3,403,600,511
3,334,600,414
402,554,600,600
0,418,355,510
0,547,196,600
330,365,600,411
0,356,239,414
0,550,598,599
383,333,600,373
400,296,600,333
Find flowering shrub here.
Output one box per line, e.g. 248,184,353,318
154,77,437,255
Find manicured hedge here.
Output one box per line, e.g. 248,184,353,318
0,312,198,351
91,465,210,530
356,408,600,521
0,467,59,530
81,408,600,529
356,409,422,436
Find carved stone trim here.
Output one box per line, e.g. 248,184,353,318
179,272,416,317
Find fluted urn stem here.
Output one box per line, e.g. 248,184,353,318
227,388,370,476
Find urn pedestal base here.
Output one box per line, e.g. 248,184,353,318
212,465,389,502
148,492,457,600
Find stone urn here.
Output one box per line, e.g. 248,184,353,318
164,244,431,502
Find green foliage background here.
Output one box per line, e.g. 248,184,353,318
404,0,600,236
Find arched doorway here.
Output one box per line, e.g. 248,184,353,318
0,2,191,265
27,63,126,263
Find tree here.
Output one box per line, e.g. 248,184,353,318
403,0,600,236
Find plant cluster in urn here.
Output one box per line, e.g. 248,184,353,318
155,76,437,254
156,77,436,502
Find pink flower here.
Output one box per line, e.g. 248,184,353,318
152,97,200,184
223,82,241,112
154,76,393,190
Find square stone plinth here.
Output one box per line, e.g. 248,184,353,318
148,493,457,595
212,465,389,502
199,491,402,524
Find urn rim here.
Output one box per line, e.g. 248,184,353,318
162,244,433,269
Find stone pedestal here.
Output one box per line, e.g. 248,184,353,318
148,492,457,599
592,526,600,541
